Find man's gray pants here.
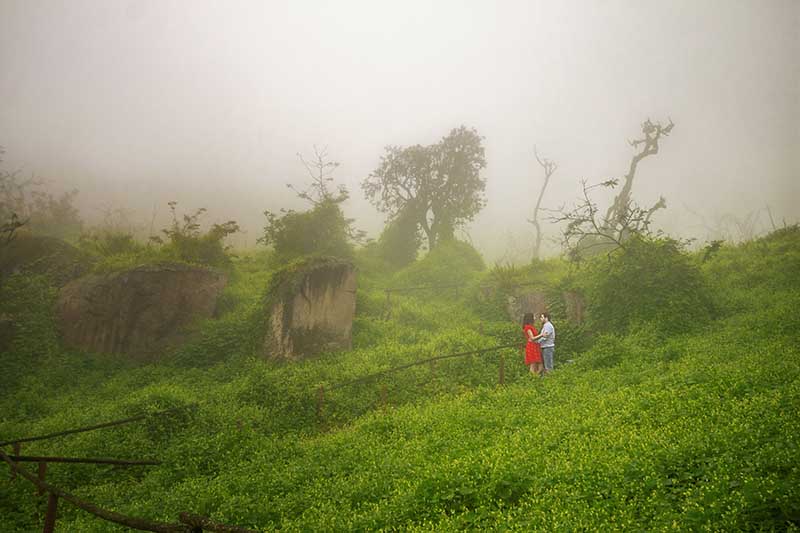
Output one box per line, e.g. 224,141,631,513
542,346,554,372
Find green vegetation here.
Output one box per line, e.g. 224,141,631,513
260,199,355,263
362,126,487,252
259,147,364,264
1,228,799,531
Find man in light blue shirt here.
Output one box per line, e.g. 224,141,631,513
539,312,555,374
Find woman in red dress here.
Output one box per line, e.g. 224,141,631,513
523,312,544,376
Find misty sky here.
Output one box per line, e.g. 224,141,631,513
1,0,797,260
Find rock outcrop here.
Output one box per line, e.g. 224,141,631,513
507,291,549,323
56,263,227,359
263,258,356,360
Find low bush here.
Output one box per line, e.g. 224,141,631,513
391,239,485,289
585,236,714,336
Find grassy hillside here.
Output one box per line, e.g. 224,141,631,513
1,230,799,531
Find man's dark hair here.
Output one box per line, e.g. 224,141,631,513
541,311,551,321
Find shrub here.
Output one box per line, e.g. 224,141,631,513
78,231,143,257
586,236,714,335
376,206,421,268
260,199,353,262
151,202,239,268
391,239,485,288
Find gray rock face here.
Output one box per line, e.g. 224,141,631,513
507,290,585,324
507,291,549,323
562,291,585,324
56,263,227,359
264,259,357,360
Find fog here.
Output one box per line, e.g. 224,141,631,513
1,0,797,261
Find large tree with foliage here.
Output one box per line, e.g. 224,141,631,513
362,126,487,251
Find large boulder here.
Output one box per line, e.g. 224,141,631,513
56,263,227,359
264,257,357,360
0,234,93,287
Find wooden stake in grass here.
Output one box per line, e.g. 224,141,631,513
37,462,46,496
43,493,58,533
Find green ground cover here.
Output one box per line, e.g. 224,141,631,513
1,229,798,531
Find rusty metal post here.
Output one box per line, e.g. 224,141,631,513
43,493,58,533
37,462,47,496
499,352,505,385
316,385,325,423
10,442,20,480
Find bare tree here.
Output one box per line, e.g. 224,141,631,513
0,146,28,245
290,145,348,206
1,212,26,245
528,145,557,260
550,179,667,260
550,118,674,261
603,118,674,229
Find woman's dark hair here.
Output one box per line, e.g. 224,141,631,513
523,312,535,326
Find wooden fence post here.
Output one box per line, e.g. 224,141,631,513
43,492,58,533
10,443,20,480
37,462,47,496
499,352,505,385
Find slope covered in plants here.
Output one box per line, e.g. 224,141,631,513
1,229,798,531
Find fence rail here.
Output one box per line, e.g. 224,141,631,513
8,455,161,466
316,341,524,423
0,405,194,447
1,447,188,533
328,342,521,391
2,407,256,533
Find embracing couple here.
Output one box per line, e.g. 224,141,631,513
522,312,555,377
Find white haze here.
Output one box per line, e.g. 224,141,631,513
1,0,798,261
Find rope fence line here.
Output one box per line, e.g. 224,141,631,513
382,280,542,294
316,341,524,423
327,342,522,391
0,404,195,447
380,279,545,319
1,447,188,533
8,455,161,466
1,406,257,533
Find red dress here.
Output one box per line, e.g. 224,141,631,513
523,325,542,364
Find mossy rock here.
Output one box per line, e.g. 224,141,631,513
263,256,357,360
57,262,228,359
